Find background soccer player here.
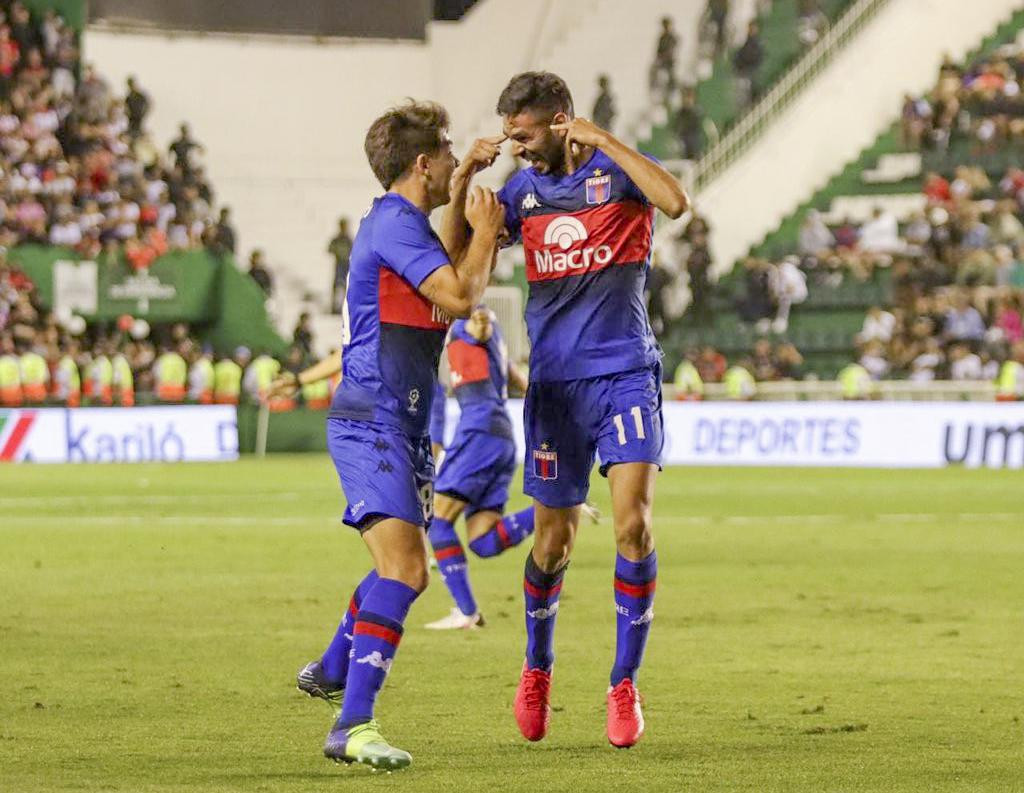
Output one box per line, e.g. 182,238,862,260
281,101,505,771
422,305,531,629
494,71,689,748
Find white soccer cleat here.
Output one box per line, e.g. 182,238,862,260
580,501,602,524
424,608,484,630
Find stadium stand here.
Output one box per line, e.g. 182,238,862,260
665,8,1024,384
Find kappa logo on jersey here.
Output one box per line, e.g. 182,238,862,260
355,651,393,673
585,170,612,204
533,444,558,480
534,216,613,275
521,192,540,211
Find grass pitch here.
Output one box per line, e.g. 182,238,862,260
1,458,1023,792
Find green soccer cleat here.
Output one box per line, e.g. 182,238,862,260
323,719,412,771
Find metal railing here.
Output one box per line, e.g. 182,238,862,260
689,0,890,192
665,379,999,402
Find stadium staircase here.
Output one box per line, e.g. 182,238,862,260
665,7,1024,379
635,0,859,163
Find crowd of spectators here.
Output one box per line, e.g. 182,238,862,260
0,1,301,408
900,43,1024,155
681,337,806,384
1,253,321,408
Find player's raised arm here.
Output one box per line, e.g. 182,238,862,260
420,186,504,318
439,135,506,261
550,117,689,219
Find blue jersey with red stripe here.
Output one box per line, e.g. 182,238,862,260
447,316,513,439
330,193,451,436
497,148,661,382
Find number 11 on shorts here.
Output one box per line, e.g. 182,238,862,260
612,406,645,446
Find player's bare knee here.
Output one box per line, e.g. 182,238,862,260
380,556,430,593
614,513,654,559
533,526,575,571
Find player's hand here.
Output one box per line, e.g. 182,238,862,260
465,186,505,238
550,117,609,150
267,371,298,400
454,135,506,180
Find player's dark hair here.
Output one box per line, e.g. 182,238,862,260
496,71,574,119
364,100,450,189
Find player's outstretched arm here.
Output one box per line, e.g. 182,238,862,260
551,118,689,219
439,135,506,261
268,350,342,399
421,186,504,319
508,361,528,394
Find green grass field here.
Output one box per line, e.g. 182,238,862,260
2,458,1023,792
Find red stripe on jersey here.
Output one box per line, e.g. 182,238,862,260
347,597,359,618
521,201,653,283
614,578,657,598
353,621,402,646
447,338,490,387
378,268,451,330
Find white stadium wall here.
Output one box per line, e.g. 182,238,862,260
86,29,431,340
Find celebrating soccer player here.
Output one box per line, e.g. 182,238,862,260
286,101,504,771
494,71,689,748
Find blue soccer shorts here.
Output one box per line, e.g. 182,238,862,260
327,417,434,531
523,363,664,508
434,429,517,517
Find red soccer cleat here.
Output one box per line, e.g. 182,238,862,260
514,664,552,741
606,679,645,748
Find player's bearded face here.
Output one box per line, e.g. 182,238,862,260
426,137,458,206
504,111,565,174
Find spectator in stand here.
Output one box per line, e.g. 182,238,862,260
247,249,273,296
948,342,984,381
860,340,890,380
858,306,897,344
737,257,774,333
293,311,314,357
592,74,616,134
859,206,902,255
169,122,203,176
900,93,932,148
994,295,1023,343
646,251,673,335
798,209,834,258
125,76,149,138
733,21,763,111
210,206,236,256
327,217,352,314
943,291,986,346
909,337,943,381
775,342,805,380
707,0,729,57
769,255,807,333
650,16,678,99
796,0,828,47
923,171,952,203
750,338,777,382
675,86,704,160
685,227,713,326
697,345,727,383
